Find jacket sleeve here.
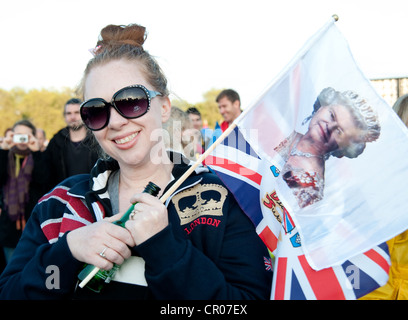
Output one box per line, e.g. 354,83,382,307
0,204,82,299
41,139,60,192
31,151,53,196
137,197,272,300
0,149,9,186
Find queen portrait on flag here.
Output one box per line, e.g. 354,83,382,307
274,87,381,208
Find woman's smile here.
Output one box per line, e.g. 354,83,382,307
112,130,140,150
114,131,139,145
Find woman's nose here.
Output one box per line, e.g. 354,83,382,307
107,106,129,129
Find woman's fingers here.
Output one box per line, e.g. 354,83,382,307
125,195,168,245
67,219,135,270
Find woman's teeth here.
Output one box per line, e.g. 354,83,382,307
115,132,138,144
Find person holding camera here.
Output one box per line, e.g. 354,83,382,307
0,120,49,263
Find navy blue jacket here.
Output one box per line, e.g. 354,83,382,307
0,152,272,299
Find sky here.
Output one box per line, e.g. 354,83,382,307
0,0,407,109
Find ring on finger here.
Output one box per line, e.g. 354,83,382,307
99,247,108,258
129,208,139,220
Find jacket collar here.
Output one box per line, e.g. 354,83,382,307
68,151,209,199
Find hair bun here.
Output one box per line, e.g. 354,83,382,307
96,24,147,52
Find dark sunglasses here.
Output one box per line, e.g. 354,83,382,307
80,84,162,131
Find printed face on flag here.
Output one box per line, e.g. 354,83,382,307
307,103,367,156
274,87,381,209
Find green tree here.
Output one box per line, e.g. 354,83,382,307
195,88,223,129
0,87,77,138
171,88,223,129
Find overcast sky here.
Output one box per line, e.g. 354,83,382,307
1,0,407,108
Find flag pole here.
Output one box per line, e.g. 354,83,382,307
159,122,237,203
78,122,237,288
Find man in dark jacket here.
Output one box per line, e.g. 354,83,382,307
44,98,99,191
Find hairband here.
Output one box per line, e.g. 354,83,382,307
88,45,102,57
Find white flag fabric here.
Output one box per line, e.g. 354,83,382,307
232,17,408,271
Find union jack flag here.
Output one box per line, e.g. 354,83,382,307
272,224,390,300
206,126,390,299
264,257,273,272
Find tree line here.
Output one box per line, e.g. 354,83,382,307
0,87,224,139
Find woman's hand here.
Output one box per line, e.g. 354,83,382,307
1,132,40,152
67,214,136,270
0,133,13,150
125,193,169,246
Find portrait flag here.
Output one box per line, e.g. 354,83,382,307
206,16,408,299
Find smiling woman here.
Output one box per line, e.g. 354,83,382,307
274,87,381,208
0,23,272,300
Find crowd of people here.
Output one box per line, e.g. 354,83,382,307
0,21,406,300
162,88,242,161
0,98,100,269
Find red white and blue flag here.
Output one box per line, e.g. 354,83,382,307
206,17,408,299
206,126,391,299
273,232,390,300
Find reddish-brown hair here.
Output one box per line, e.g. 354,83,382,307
79,24,168,97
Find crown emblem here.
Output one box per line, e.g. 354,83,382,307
171,183,228,225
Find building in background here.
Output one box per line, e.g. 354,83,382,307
371,77,408,107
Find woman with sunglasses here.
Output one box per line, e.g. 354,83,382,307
0,24,271,299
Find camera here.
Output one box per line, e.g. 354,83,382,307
13,134,29,144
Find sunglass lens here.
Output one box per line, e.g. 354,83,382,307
115,87,149,118
81,100,108,130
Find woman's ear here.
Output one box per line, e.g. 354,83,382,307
161,96,172,123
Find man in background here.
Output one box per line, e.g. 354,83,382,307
44,98,99,191
216,89,242,132
186,107,213,152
